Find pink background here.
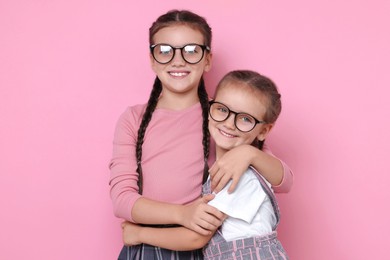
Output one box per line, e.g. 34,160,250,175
1,0,389,259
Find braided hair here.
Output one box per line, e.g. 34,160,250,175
198,78,210,184
136,10,212,194
135,77,162,194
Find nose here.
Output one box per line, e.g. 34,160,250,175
171,49,185,65
224,113,236,129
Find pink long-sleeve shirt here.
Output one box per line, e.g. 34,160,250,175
109,103,293,222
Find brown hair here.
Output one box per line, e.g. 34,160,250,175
149,10,212,47
215,70,282,149
136,10,212,194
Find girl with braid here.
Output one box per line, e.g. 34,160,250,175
109,10,293,259
121,70,289,259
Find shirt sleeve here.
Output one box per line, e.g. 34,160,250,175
208,171,266,223
108,107,142,222
262,142,294,193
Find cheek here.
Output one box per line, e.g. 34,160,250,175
208,121,215,131
151,62,160,74
150,56,164,73
208,121,219,136
241,133,258,145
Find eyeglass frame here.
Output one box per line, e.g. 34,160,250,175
150,43,211,64
208,100,267,132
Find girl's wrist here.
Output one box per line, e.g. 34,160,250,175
244,144,261,165
138,226,150,244
171,204,184,226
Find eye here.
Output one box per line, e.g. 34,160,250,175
159,45,173,55
237,114,255,124
216,105,229,114
183,45,199,54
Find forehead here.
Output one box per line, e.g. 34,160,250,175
152,25,204,46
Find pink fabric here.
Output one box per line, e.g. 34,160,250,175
262,144,294,193
109,103,293,221
109,103,209,221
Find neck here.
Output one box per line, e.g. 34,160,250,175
157,90,199,111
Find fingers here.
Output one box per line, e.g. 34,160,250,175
121,221,135,230
211,172,223,191
193,223,212,236
121,221,127,229
197,199,225,222
194,213,223,235
208,163,217,176
227,178,239,193
208,206,225,221
190,201,224,235
210,162,231,192
202,194,215,203
204,204,225,223
213,173,233,193
210,162,240,193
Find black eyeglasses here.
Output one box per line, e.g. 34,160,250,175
150,43,210,64
209,101,266,132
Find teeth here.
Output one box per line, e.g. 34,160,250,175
170,72,187,77
220,129,234,137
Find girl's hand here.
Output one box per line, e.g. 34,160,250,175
121,221,142,246
209,145,254,193
180,194,225,236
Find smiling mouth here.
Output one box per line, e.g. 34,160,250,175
169,72,189,77
219,129,236,138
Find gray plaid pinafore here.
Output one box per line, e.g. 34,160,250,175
202,167,289,260
117,243,203,260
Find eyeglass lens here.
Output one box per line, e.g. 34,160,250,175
209,102,258,132
151,44,206,64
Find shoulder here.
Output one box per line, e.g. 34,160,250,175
117,104,147,124
113,103,147,138
123,103,147,118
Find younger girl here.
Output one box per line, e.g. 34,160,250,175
109,9,292,259
122,70,289,259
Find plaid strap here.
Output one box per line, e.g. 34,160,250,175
248,166,281,230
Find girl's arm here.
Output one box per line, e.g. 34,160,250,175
209,143,293,193
131,194,224,236
109,108,224,235
122,221,214,251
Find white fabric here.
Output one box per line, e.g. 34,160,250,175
208,168,277,241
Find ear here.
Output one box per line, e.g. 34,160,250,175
257,124,274,141
203,52,213,72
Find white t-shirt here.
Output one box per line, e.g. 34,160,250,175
208,168,277,241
